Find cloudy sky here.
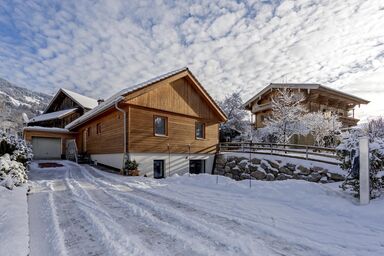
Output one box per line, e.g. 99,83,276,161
0,0,383,121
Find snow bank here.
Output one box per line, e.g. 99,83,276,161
0,186,29,256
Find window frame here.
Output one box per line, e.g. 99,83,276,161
96,123,102,135
195,122,206,140
153,115,168,137
87,127,91,137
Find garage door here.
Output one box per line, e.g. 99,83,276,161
31,137,62,159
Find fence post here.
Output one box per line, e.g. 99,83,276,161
270,143,273,155
306,146,308,160
359,136,370,205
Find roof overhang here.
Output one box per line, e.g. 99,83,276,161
243,83,369,110
23,126,76,134
66,67,227,130
28,108,78,123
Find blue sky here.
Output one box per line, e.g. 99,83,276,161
0,0,383,121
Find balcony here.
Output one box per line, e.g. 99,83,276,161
339,116,359,127
252,102,272,113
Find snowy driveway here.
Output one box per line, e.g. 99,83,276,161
28,161,384,256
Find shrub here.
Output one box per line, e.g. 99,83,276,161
0,131,31,189
337,124,384,199
123,159,140,176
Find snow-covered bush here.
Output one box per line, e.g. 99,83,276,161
0,131,31,189
303,112,342,147
0,154,28,189
337,122,384,199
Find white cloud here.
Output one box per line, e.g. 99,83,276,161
0,0,383,122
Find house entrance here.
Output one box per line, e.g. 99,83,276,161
154,160,165,179
189,160,205,174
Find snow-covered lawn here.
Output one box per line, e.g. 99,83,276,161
5,160,383,256
0,185,29,256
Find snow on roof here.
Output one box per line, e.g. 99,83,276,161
28,108,78,123
243,83,370,108
61,88,98,109
44,88,98,113
23,126,71,133
66,67,188,130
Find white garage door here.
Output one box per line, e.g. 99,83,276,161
31,137,62,159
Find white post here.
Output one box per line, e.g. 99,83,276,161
359,136,369,205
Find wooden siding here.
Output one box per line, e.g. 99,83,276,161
75,108,124,154
71,75,222,155
128,105,218,154
127,77,219,121
23,130,76,154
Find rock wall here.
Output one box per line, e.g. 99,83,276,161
215,154,345,183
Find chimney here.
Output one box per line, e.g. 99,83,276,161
97,98,104,105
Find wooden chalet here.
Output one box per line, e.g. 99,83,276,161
24,68,227,177
27,88,98,128
244,83,369,129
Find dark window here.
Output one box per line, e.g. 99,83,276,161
189,160,205,174
154,116,167,136
195,122,205,139
153,160,165,178
87,127,91,137
96,123,101,134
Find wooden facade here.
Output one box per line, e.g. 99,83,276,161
28,89,97,128
245,84,369,129
73,72,224,156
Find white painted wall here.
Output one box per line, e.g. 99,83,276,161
90,152,215,177
91,153,124,170
129,153,215,177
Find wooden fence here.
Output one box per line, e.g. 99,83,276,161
219,142,340,165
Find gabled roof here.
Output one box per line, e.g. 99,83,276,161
44,88,98,113
243,83,370,109
29,108,78,123
66,67,227,130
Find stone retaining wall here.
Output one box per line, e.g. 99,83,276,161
214,154,345,183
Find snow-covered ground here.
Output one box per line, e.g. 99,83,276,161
6,160,384,255
0,186,29,256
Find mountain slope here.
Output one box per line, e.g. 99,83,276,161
0,78,51,133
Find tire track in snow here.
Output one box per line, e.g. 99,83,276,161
63,164,149,256
87,165,327,256
81,166,268,255
77,164,227,256
47,183,68,256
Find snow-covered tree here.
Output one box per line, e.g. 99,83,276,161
303,111,342,147
218,91,249,141
0,130,31,189
261,88,308,144
337,118,384,199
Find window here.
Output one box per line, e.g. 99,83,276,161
195,122,205,139
87,127,91,137
154,116,167,136
96,123,101,134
